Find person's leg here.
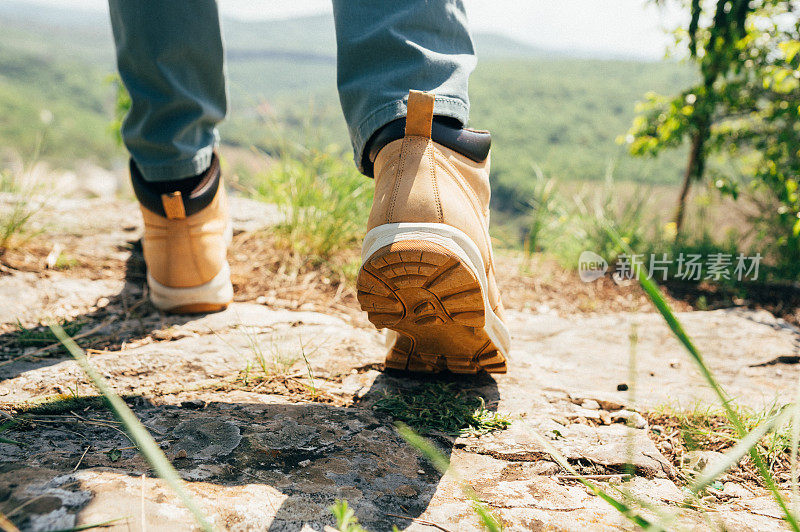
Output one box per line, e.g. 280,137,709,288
108,0,227,182
332,0,476,175
108,0,232,314
338,3,510,373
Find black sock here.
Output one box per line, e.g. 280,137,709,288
362,116,491,178
131,154,221,218
144,172,207,196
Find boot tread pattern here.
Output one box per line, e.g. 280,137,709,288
357,240,507,374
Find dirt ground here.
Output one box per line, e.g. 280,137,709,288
1,195,800,531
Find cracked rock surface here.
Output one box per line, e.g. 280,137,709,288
1,199,799,531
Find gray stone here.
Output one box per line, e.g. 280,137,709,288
611,409,648,429
722,482,752,498
621,477,684,504
463,420,673,478
683,450,728,473
252,418,318,450
581,399,601,410
2,195,800,531
569,391,627,411
172,420,242,459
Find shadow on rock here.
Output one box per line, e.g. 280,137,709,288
0,240,222,381
0,371,501,531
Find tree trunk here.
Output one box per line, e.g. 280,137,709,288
675,126,706,236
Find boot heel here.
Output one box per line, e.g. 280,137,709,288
357,239,506,374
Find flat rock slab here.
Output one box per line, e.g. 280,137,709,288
1,301,796,530
3,390,788,532
1,197,798,530
506,308,800,410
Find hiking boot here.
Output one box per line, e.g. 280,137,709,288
357,90,510,374
131,154,233,314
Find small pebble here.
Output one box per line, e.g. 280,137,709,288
581,399,601,410
722,482,751,498
617,383,629,391
611,410,647,429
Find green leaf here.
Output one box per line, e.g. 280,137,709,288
0,436,23,447
105,448,122,462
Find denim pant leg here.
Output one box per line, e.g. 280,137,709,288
108,0,227,182
332,0,476,173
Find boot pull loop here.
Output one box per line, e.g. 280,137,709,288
161,192,187,220
404,90,435,138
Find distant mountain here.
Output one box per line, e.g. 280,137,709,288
222,15,550,59
473,32,551,58
0,1,554,62
0,0,694,192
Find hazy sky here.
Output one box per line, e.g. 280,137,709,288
16,0,682,59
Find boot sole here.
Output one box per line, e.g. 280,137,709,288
147,262,233,314
358,223,510,374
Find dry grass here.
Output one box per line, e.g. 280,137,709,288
647,406,797,488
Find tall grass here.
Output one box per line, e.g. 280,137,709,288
601,220,800,530
523,172,658,268
0,165,40,258
522,166,560,255
250,144,371,263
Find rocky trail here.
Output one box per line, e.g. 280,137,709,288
1,196,800,531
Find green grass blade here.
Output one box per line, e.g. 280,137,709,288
49,325,216,532
0,420,23,446
395,423,453,476
470,502,503,532
396,423,503,531
602,221,800,531
329,499,367,532
50,516,126,532
0,436,23,446
527,429,666,530
691,407,792,493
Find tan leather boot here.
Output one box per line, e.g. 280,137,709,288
357,90,510,374
133,155,233,314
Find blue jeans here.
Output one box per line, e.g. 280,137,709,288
108,0,476,180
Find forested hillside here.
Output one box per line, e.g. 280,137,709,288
0,2,693,208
